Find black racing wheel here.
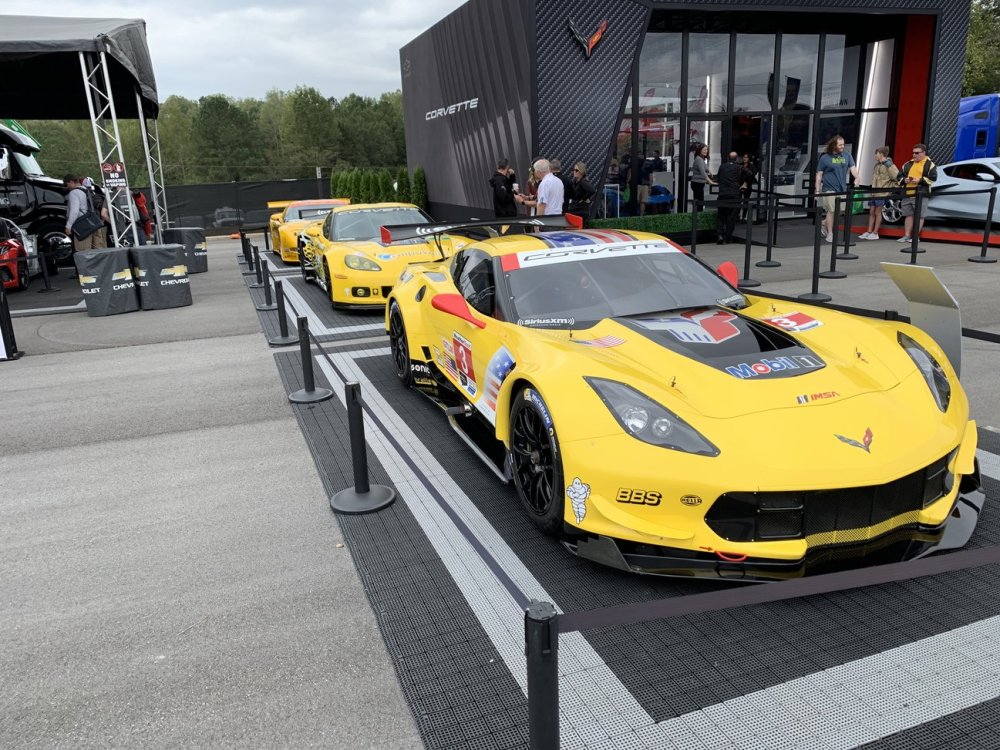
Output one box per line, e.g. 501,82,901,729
509,387,565,534
388,302,412,386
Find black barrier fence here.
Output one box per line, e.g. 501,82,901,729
524,544,1000,749
689,181,999,304
165,177,327,235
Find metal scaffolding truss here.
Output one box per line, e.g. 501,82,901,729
79,48,168,247
137,95,169,243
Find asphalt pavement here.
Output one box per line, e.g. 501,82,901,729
1,228,998,749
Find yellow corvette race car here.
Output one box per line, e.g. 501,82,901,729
383,216,984,580
299,202,470,309
268,198,349,263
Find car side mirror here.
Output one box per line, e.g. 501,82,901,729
716,260,739,287
431,293,487,328
305,226,320,237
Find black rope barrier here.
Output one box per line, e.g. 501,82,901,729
557,544,1000,634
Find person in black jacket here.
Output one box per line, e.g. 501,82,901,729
567,162,596,226
715,152,742,244
490,159,517,218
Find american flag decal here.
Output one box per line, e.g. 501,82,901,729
574,335,626,348
483,347,516,412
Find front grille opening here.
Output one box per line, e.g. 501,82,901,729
706,453,953,543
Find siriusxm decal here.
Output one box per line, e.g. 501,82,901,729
726,355,824,379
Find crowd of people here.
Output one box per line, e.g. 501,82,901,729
490,156,596,224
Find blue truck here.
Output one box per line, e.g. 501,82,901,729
953,94,1000,161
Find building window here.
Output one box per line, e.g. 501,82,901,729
688,34,730,113
734,35,775,113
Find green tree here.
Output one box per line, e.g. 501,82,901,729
379,169,394,202
964,1,1000,95
411,166,428,210
280,86,337,179
396,167,411,204
191,94,265,182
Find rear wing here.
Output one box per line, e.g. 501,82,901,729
266,200,295,210
380,214,583,244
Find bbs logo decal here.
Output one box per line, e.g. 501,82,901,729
617,488,662,506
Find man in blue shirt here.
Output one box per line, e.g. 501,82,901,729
814,135,859,242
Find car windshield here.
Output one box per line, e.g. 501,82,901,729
332,207,428,241
14,151,45,177
287,206,333,221
506,241,747,328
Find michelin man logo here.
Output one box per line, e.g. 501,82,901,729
566,477,590,524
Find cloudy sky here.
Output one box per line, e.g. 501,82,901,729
0,0,467,101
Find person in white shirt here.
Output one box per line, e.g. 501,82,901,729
515,159,564,216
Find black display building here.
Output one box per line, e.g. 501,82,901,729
401,0,970,220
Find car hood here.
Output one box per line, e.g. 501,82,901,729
341,236,463,265
539,302,912,420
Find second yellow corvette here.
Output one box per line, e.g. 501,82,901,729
300,203,470,309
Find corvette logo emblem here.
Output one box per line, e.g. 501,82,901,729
568,18,607,59
835,428,874,453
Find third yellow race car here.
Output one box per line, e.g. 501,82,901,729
382,216,983,581
268,198,349,263
299,202,470,309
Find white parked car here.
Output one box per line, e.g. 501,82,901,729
882,158,1000,225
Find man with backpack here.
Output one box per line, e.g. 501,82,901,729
896,143,938,243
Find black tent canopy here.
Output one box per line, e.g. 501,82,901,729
0,14,166,243
0,15,158,119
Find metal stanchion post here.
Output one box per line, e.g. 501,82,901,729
820,196,846,280
263,227,271,252
268,280,299,346
249,246,264,288
904,189,926,262
241,237,256,275
689,199,699,255
836,185,859,260
330,381,396,514
525,601,559,750
756,193,780,268
288,317,333,404
256,259,277,311
970,186,997,264
0,285,24,361
799,206,832,302
35,246,61,294
738,201,760,288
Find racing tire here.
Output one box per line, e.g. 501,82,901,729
387,302,413,386
299,244,313,284
881,199,903,225
323,259,335,307
510,387,565,535
17,259,29,291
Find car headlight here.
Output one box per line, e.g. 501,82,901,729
585,377,719,456
898,332,951,412
345,254,381,271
